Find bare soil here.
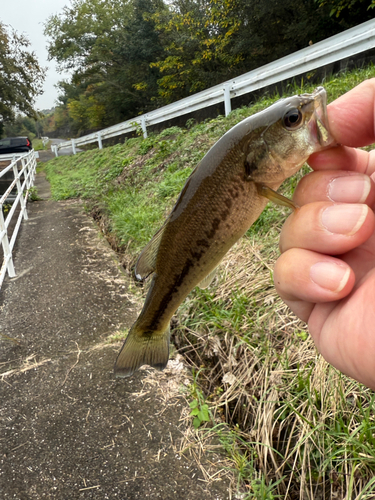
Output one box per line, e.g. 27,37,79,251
0,169,230,499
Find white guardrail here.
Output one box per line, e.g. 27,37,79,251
0,150,37,288
53,18,375,155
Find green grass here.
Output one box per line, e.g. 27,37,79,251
44,63,375,499
32,138,50,151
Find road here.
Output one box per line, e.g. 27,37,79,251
0,172,230,499
39,138,84,161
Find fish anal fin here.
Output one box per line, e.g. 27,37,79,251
255,183,298,210
135,224,166,280
198,266,218,289
114,325,170,378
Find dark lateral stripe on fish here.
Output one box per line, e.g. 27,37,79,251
143,259,195,330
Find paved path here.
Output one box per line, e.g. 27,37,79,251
0,173,229,499
37,139,83,163
49,138,84,157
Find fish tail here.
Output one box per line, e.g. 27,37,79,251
114,323,170,378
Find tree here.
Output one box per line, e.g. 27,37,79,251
0,23,45,136
45,0,374,135
316,0,375,19
150,0,244,102
45,0,166,131
150,0,370,104
3,115,37,138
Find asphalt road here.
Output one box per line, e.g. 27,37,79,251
44,138,84,159
0,172,230,499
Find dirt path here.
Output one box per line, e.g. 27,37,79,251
0,173,229,499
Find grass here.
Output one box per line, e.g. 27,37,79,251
32,138,49,151
44,63,375,499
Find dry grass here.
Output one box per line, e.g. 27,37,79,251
171,236,375,500
0,354,52,379
128,355,234,493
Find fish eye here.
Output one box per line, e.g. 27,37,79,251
283,108,303,129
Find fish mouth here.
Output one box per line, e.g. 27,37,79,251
307,87,335,148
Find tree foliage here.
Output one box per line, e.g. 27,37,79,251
44,0,165,133
149,0,244,102
0,23,45,136
3,115,37,138
151,0,353,103
45,0,374,136
316,0,375,19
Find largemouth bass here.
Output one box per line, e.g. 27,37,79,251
115,87,333,378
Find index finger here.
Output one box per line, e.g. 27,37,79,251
327,78,375,147
308,78,375,175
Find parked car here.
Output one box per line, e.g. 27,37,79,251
0,137,32,154
0,137,32,202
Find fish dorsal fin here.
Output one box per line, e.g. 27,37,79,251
197,266,218,289
135,225,166,280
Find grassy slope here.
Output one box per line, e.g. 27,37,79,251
45,65,375,500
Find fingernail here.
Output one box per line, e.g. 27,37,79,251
310,262,350,293
328,175,371,203
321,204,368,235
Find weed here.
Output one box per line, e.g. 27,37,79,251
106,329,128,344
189,399,211,429
189,369,212,428
2,202,12,215
138,136,156,155
158,126,184,138
185,118,195,129
27,186,41,201
130,121,144,137
32,138,47,151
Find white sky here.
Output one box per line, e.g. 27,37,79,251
1,0,72,111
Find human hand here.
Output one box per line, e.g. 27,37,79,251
274,78,375,389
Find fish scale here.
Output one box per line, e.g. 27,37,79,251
114,87,334,378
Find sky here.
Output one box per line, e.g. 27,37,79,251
1,0,71,111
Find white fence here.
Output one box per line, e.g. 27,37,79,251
0,150,37,288
53,18,375,155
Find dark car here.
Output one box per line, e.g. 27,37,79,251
0,137,33,155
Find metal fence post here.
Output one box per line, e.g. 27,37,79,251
29,152,37,187
97,132,103,149
140,116,147,139
24,156,32,190
30,154,36,186
224,84,233,117
14,159,28,221
71,139,77,155
0,203,16,278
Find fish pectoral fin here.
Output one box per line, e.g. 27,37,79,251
255,183,298,210
114,325,170,378
197,266,218,289
135,224,167,280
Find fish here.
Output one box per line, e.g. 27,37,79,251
114,86,334,378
